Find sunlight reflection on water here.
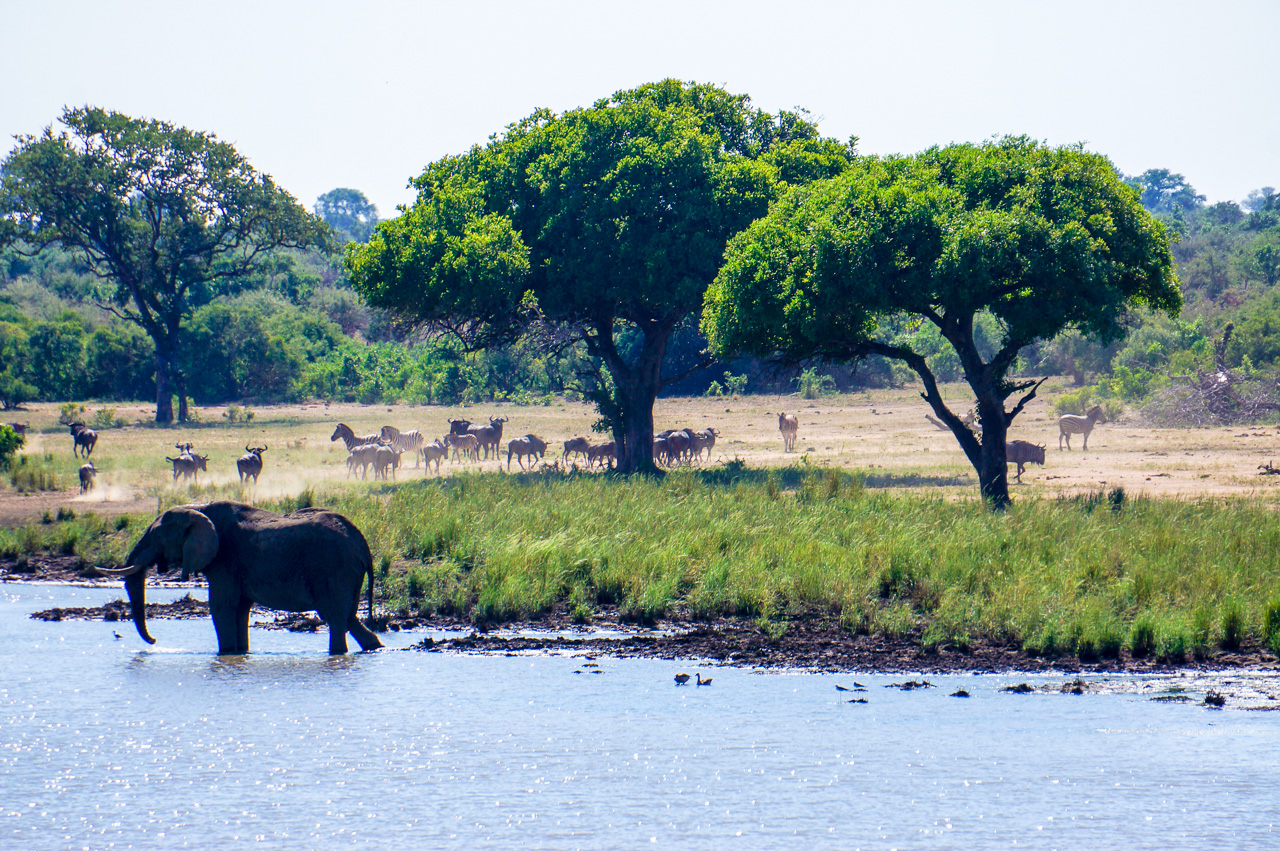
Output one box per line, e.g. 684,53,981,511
2,584,1276,849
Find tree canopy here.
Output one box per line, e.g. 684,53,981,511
0,106,327,422
348,79,853,471
703,136,1181,507
315,188,379,243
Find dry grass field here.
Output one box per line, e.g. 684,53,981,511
4,379,1280,527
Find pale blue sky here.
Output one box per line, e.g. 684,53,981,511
3,0,1276,217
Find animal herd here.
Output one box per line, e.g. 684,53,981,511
332,415,621,476
34,398,1108,498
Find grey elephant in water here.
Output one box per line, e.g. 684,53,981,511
99,501,383,655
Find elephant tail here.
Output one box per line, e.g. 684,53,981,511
366,557,376,620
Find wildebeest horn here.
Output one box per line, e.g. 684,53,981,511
245,444,252,453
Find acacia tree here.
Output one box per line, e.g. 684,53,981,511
347,79,851,472
0,107,327,422
702,137,1181,508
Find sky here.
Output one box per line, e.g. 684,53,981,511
3,0,1276,218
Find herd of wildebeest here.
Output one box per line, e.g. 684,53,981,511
27,402,1110,493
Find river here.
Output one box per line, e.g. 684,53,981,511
2,583,1276,849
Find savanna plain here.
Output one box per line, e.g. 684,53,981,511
6,382,1280,688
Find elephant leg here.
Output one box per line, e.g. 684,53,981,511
347,614,383,651
235,598,252,654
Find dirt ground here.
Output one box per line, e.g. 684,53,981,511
4,382,1280,527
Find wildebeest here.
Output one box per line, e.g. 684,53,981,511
691,428,718,462
373,445,403,479
69,422,98,458
380,425,425,467
1059,406,1106,451
1005,440,1046,482
79,462,97,494
778,413,798,452
331,423,380,451
346,443,380,479
507,434,548,470
562,436,592,466
587,441,615,469
237,445,267,484
421,439,447,474
167,452,208,483
468,416,508,460
447,418,473,436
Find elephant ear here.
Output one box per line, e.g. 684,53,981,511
163,506,219,579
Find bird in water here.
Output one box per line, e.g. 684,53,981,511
696,673,713,686
674,672,691,685
113,632,122,640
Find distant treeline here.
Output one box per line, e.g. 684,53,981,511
2,176,1278,416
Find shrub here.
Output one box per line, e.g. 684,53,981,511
0,424,23,471
1220,598,1244,650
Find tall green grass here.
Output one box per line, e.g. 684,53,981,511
313,466,1280,658
10,462,1280,661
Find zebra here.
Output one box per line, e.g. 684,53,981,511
1058,406,1106,451
380,425,426,467
331,423,381,451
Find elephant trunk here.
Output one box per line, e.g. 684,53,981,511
124,569,156,645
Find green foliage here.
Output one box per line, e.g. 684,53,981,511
704,136,1180,505
0,106,328,423
315,188,379,244
0,423,23,470
796,367,836,399
348,79,854,471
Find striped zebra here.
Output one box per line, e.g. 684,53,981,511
380,425,426,467
331,422,381,451
1058,405,1106,451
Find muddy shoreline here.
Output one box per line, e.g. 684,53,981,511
10,556,1278,676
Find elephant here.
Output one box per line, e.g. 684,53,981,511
98,501,383,655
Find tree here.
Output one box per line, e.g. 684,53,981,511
703,137,1181,508
1126,168,1205,215
0,107,327,422
315,188,379,243
347,80,852,472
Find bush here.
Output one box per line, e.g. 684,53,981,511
0,424,23,471
796,367,836,399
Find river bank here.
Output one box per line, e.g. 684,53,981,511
11,557,1278,678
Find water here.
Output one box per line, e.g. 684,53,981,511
2,584,1277,849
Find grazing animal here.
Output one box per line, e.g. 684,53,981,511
8,422,29,436
331,422,380,451
346,443,380,479
444,432,480,463
674,672,691,685
421,439,447,474
468,416,508,460
380,426,425,467
69,422,98,458
506,434,548,470
237,445,267,484
587,441,615,469
563,436,592,466
653,436,671,466
692,428,718,462
1058,405,1106,451
696,673,713,686
166,453,208,483
79,462,97,494
447,418,473,436
1005,440,1046,482
373,445,404,479
778,413,798,452
665,430,693,466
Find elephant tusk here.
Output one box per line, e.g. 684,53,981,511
94,563,144,578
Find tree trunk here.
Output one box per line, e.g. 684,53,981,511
595,320,671,475
154,350,174,424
